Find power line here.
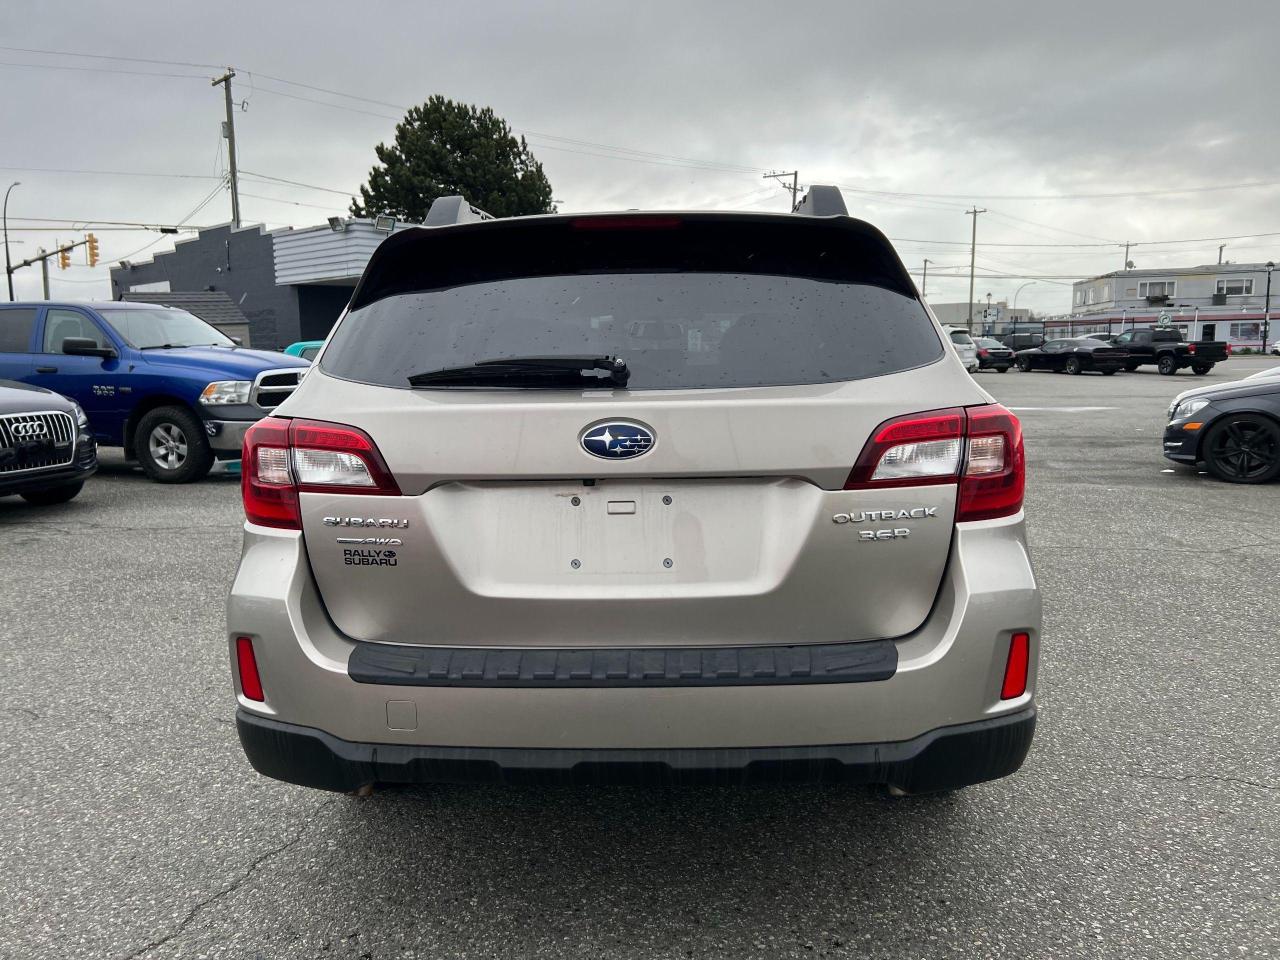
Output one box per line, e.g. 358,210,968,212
238,191,345,212
840,180,1280,202
0,60,208,80
0,165,223,181
240,170,352,197
0,45,225,70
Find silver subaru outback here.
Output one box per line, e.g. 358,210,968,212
227,186,1040,793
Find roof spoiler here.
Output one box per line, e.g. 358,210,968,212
424,196,496,227
793,185,849,217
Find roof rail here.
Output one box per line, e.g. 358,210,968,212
793,185,849,217
424,196,496,227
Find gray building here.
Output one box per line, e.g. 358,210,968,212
926,300,1033,333
1071,262,1277,316
109,218,416,349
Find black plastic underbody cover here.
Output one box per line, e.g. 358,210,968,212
347,638,897,688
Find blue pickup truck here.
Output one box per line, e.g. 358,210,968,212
0,301,309,483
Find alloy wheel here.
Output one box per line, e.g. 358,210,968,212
1207,418,1279,482
148,423,189,471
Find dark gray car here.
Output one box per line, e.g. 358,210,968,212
0,380,97,504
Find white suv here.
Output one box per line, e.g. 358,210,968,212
944,327,980,373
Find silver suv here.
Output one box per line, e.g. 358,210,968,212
227,187,1040,793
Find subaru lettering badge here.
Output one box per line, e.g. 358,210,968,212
580,420,655,460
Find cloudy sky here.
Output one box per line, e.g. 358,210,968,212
3,0,1279,315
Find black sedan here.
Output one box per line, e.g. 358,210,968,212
974,337,1014,372
1165,376,1280,483
1014,338,1128,375
0,380,97,505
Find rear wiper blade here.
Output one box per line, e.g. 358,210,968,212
408,356,630,388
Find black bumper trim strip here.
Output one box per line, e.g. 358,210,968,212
347,638,897,688
235,707,1037,791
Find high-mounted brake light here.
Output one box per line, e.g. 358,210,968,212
241,417,400,529
845,403,1025,521
570,215,683,231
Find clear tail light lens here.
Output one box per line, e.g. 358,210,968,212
871,438,963,481
241,416,400,529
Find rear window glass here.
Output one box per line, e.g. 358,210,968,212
322,217,943,390
322,274,942,390
0,308,37,353
1152,329,1181,341
949,331,974,345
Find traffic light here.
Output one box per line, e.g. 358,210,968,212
58,246,70,270
86,233,99,267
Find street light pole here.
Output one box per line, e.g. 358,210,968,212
1012,280,1036,308
921,258,931,296
1263,261,1274,355
4,181,19,302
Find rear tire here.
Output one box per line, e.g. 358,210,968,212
1157,354,1178,375
135,406,214,484
20,482,84,505
1124,361,1140,372
996,366,1008,373
1192,363,1212,375
1202,416,1280,484
1064,356,1082,375
1102,368,1117,376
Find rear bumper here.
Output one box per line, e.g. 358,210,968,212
236,706,1036,791
228,512,1040,775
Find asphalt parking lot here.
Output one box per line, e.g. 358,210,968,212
3,357,1277,960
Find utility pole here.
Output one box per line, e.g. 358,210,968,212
763,170,800,211
1122,241,1131,270
39,247,49,299
1218,244,1226,265
965,207,985,333
921,258,931,296
212,70,242,228
1264,261,1274,355
4,180,19,301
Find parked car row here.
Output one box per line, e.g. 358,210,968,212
0,302,310,485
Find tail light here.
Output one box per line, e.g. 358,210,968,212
1187,342,1197,355
845,404,1025,521
978,348,989,357
242,416,400,529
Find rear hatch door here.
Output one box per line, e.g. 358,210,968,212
285,213,986,647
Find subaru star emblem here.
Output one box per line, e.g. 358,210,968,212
580,420,655,460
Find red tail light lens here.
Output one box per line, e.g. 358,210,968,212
1187,342,1196,355
241,416,400,529
978,348,989,357
957,405,1025,521
236,636,264,702
846,403,1025,521
242,417,298,528
1001,632,1030,699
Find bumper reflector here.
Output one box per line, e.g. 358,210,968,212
1001,632,1030,700
236,637,265,702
